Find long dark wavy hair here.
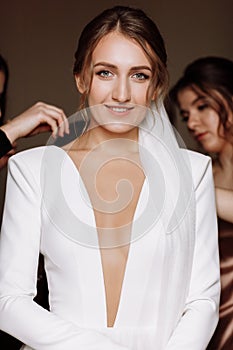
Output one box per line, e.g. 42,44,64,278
169,56,233,141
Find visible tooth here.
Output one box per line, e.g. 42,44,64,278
112,107,127,112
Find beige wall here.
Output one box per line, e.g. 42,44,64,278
0,0,233,214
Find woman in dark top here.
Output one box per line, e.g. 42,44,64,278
170,56,233,350
0,54,69,168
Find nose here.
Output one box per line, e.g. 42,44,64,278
112,77,131,102
187,112,200,131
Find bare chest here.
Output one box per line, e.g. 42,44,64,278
69,149,145,326
213,165,233,189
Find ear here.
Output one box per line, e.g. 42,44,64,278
75,75,85,94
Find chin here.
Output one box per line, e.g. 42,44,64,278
202,145,222,154
102,123,137,134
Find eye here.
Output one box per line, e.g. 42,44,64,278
96,70,113,79
197,103,208,111
181,116,189,122
180,110,189,122
132,72,150,81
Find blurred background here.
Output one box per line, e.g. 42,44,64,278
0,0,233,212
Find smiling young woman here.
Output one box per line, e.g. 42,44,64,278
0,7,220,350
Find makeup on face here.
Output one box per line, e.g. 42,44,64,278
77,32,153,135
178,88,228,153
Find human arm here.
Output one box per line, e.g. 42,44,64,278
0,102,69,170
215,187,233,223
0,153,129,350
0,101,69,145
166,158,220,349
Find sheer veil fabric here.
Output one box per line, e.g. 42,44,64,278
40,102,196,348
0,102,219,350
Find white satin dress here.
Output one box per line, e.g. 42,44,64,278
0,110,220,350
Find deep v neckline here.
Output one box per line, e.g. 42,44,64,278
54,145,147,327
100,178,147,328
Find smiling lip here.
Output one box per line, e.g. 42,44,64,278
195,132,208,141
105,104,134,115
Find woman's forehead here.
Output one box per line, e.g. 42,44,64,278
92,32,151,67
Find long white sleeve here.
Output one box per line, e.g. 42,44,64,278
0,146,221,350
166,158,220,349
0,153,129,350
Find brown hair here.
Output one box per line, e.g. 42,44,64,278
170,56,233,141
73,5,168,110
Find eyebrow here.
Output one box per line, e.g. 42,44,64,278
179,96,206,113
93,62,152,72
191,96,206,105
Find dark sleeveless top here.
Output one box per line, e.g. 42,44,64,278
207,219,233,349
0,129,12,158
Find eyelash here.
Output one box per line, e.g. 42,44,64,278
95,70,150,81
132,73,150,80
181,115,189,122
96,70,113,79
180,103,210,122
197,103,208,111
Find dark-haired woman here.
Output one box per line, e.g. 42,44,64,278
170,56,233,349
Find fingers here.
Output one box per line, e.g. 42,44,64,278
2,102,70,143
32,102,69,138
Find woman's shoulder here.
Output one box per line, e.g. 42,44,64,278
9,145,64,164
7,146,68,177
181,149,213,189
7,146,70,188
184,149,211,165
10,145,47,160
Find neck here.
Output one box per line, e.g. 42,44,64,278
217,142,233,169
73,124,139,155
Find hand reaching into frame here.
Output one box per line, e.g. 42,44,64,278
0,101,69,144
